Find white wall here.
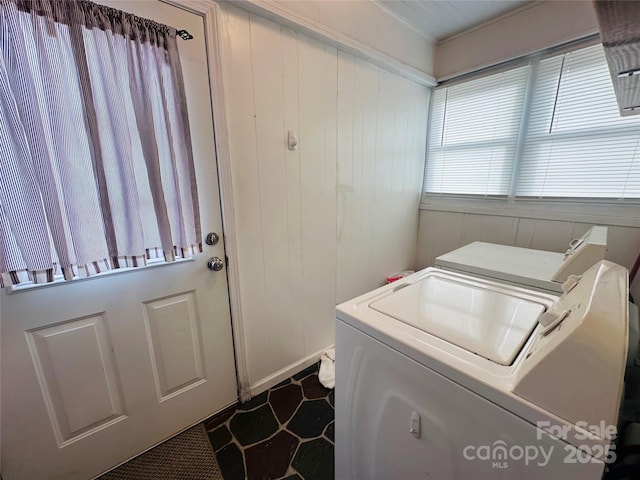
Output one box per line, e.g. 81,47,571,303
217,3,431,393
336,52,429,303
218,4,337,392
268,0,434,76
227,0,435,79
417,210,640,300
435,0,599,80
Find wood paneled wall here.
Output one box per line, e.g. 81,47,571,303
336,53,429,303
417,210,640,299
218,4,430,392
219,5,337,389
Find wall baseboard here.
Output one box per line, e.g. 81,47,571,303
248,344,334,398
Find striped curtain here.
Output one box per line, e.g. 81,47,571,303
0,0,201,286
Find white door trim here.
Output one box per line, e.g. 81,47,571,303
163,0,251,401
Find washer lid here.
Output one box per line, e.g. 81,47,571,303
435,242,565,292
369,273,546,365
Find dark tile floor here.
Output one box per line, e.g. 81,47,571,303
204,363,335,480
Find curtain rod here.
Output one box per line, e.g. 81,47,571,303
176,30,193,40
12,0,195,42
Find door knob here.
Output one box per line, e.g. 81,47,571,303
205,232,219,245
207,257,224,271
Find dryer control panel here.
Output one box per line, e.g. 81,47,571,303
550,226,608,282
513,260,628,439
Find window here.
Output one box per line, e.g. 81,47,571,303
0,0,200,287
424,44,640,201
426,67,529,196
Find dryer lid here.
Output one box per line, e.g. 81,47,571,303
369,273,546,366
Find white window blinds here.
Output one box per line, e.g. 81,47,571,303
424,43,640,201
425,67,529,196
517,45,640,199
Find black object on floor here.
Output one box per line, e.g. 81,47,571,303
204,362,334,480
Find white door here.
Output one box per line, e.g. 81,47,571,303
0,2,237,479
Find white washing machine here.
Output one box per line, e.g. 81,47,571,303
434,226,608,293
335,260,628,480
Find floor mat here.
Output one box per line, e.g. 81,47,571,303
98,424,223,480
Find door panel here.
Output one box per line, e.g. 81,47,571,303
143,291,206,400
26,314,126,446
0,2,237,479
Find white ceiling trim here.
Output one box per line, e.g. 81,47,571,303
217,0,437,87
368,0,437,43
372,0,535,44
437,1,541,45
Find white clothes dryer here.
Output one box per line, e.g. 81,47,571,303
434,226,607,294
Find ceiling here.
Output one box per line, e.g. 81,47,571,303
374,0,532,42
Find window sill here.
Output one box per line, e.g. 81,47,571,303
420,196,640,228
6,257,194,294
